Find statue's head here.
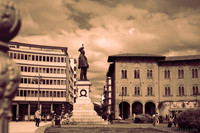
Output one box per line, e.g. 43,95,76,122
0,2,21,42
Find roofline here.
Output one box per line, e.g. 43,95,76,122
9,41,68,50
108,54,165,62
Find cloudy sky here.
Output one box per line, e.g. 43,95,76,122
11,0,200,102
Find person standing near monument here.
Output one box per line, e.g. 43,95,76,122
78,45,89,80
34,109,41,127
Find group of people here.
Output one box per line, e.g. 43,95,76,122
34,109,58,127
167,115,177,127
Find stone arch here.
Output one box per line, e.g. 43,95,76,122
132,101,143,115
119,101,130,119
145,101,155,116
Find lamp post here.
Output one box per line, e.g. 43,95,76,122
122,90,124,120
33,74,43,110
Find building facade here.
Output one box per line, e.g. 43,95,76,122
106,53,200,119
8,42,75,121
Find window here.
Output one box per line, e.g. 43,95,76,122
32,55,35,61
36,56,38,61
134,87,140,96
134,70,140,79
61,57,64,62
28,67,31,72
39,56,42,61
14,53,16,59
50,57,53,62
10,52,13,58
17,53,20,59
43,56,46,61
21,54,24,60
178,69,184,79
147,87,153,96
179,87,185,96
147,70,153,79
25,54,27,60
58,57,60,62
192,86,198,95
165,87,171,96
47,56,49,62
192,68,198,78
164,70,170,79
54,57,57,62
122,87,127,96
21,66,24,71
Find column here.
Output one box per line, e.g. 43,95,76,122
51,104,53,112
143,104,145,114
16,103,19,121
130,104,132,119
28,103,30,121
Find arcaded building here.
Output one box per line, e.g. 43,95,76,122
8,42,75,121
106,53,200,119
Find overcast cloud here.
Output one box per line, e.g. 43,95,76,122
12,0,200,102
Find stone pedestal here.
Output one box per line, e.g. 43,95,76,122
71,80,107,124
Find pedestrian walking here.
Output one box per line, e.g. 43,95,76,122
167,116,173,127
50,110,55,127
34,109,41,127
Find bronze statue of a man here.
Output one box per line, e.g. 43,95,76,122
78,46,89,80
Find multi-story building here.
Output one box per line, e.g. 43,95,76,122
103,77,112,113
70,58,78,102
106,53,200,119
8,42,75,121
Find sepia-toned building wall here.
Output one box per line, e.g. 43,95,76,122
8,42,75,121
106,53,200,119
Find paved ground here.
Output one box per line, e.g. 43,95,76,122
44,123,195,133
9,121,199,133
9,121,51,133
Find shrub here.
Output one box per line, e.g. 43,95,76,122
177,108,200,131
134,114,152,123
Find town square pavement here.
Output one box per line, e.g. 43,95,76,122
9,121,198,133
9,121,51,133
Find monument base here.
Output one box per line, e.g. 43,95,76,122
71,80,107,124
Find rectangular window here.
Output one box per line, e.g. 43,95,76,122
122,87,127,96
54,57,57,62
43,56,46,61
21,66,24,72
147,87,153,96
25,54,27,60
21,54,24,59
165,87,170,96
193,86,198,95
134,87,140,96
179,87,185,96
58,57,60,62
164,70,170,79
14,53,16,59
28,67,31,72
36,55,38,61
17,53,20,59
61,57,64,62
50,57,53,62
134,70,140,79
32,55,35,61
178,69,184,79
192,68,198,78
39,56,42,61
10,52,13,58
121,70,127,79
147,70,153,79
47,56,49,62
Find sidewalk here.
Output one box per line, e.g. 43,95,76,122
9,121,51,133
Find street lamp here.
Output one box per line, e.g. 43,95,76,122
33,74,43,109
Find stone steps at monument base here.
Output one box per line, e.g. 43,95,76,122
73,111,97,116
73,105,94,110
74,121,108,125
70,117,107,124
